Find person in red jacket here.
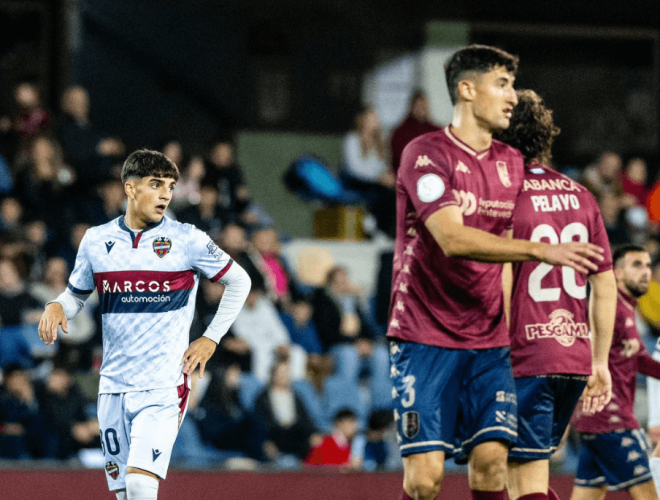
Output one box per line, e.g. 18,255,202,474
390,90,440,173
572,245,659,500
304,408,359,467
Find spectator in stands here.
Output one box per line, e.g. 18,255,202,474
57,222,90,274
220,223,263,286
203,139,256,224
280,299,323,357
194,363,267,461
57,86,124,185
31,256,98,371
0,82,50,160
176,178,233,241
12,82,50,145
0,364,54,459
622,157,650,207
362,409,396,471
0,197,23,236
390,90,440,173
14,136,75,238
582,151,624,200
82,176,126,227
312,266,373,376
598,191,629,247
0,152,13,194
0,258,42,327
34,364,99,459
312,266,392,410
161,138,205,211
342,106,396,237
23,219,49,282
249,228,300,309
304,408,360,467
231,283,307,382
255,360,321,463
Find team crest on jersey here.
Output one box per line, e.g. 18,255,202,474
153,237,172,258
401,411,420,439
105,461,119,480
496,161,512,187
524,309,589,347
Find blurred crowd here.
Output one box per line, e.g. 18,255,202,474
1,80,660,472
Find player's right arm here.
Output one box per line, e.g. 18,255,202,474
424,207,603,274
39,232,94,345
580,270,616,415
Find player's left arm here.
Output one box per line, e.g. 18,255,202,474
582,269,617,415
637,350,660,379
182,229,251,377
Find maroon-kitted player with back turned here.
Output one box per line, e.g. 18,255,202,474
387,46,607,500
495,89,617,500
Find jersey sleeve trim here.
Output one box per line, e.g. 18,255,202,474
210,259,234,282
68,282,94,295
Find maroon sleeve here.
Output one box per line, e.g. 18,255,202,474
398,138,457,222
638,351,660,379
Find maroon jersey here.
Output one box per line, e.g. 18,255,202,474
574,291,660,433
387,126,524,349
509,165,613,377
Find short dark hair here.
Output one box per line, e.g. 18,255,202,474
2,363,27,381
494,89,560,164
444,44,519,106
333,408,357,424
121,149,179,183
612,244,647,268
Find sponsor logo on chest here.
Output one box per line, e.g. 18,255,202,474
525,308,589,347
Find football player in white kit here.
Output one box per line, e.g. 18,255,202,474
38,149,251,500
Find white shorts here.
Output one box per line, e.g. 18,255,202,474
98,376,190,491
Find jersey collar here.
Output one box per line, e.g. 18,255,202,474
118,214,165,234
618,289,637,310
444,126,490,160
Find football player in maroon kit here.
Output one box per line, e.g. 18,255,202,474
495,90,617,500
388,46,607,500
571,245,659,500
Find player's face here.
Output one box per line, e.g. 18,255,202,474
617,251,652,298
130,176,176,225
470,65,517,132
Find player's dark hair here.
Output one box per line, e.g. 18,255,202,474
444,44,519,106
333,408,357,424
121,149,179,183
612,244,647,268
494,89,561,165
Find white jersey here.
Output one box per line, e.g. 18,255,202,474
68,215,233,394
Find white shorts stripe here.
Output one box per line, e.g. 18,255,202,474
400,440,455,451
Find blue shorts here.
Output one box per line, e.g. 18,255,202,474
509,375,587,461
575,429,653,491
389,341,517,464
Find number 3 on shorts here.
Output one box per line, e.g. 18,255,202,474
401,375,416,408
100,428,121,456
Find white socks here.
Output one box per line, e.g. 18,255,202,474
126,473,159,500
650,457,660,499
115,491,127,500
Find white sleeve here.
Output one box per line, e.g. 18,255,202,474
202,263,251,343
48,288,92,320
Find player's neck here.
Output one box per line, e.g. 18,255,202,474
450,112,492,152
124,207,149,231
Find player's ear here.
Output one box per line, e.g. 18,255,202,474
457,78,477,103
124,180,136,200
